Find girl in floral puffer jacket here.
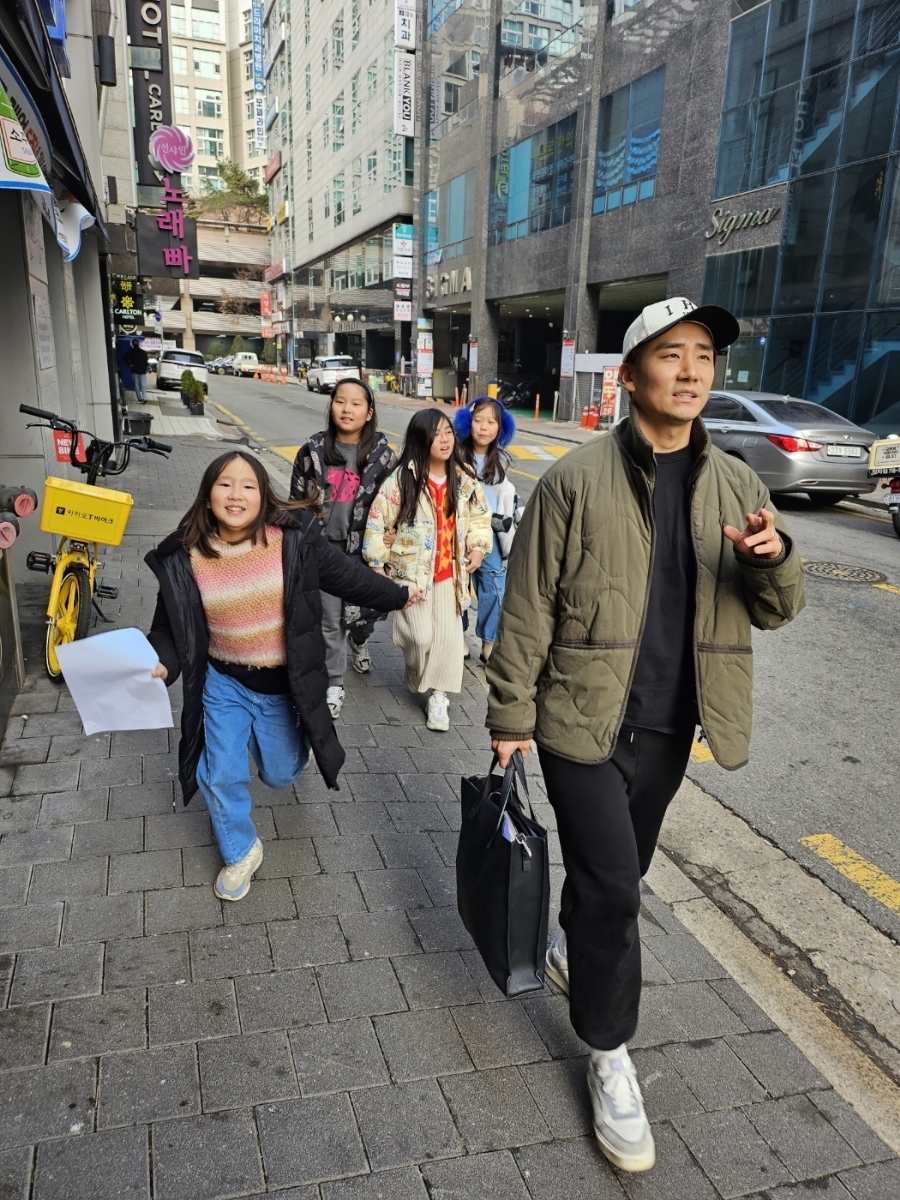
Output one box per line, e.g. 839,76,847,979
363,408,492,731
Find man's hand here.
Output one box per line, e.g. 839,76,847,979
152,662,168,681
465,548,485,575
723,508,783,559
491,738,531,768
403,587,427,608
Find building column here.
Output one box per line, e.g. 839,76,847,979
181,282,196,349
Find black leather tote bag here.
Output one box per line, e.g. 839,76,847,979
456,751,550,998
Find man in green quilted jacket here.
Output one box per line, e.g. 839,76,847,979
486,297,805,1174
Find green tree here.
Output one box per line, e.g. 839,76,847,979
206,339,226,359
230,335,248,355
262,338,276,364
186,159,267,223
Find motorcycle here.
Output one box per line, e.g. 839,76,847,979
867,436,900,539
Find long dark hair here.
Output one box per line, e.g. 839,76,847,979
396,408,470,526
457,398,510,486
180,450,316,557
323,378,378,472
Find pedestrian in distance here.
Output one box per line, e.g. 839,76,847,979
363,408,493,731
289,379,397,719
124,338,149,403
145,450,423,901
486,297,806,1174
454,396,523,663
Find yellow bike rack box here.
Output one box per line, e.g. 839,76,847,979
39,477,134,546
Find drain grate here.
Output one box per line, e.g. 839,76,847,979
803,562,888,583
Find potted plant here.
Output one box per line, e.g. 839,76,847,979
180,369,195,406
188,376,205,416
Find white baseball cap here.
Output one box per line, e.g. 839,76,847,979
622,297,740,361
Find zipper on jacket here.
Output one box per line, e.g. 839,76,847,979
687,466,710,757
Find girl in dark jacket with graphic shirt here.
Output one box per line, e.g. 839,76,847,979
146,450,418,902
290,379,397,719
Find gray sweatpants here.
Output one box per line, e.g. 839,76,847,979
320,591,375,685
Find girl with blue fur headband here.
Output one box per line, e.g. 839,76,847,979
454,397,523,663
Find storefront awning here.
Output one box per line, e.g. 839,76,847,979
0,0,106,236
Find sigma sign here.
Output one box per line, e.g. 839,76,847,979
705,206,780,246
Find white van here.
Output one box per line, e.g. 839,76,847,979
232,352,260,377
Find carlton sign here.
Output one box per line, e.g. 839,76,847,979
705,206,780,246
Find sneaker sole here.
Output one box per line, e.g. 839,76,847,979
593,1127,656,1173
351,660,370,674
426,718,450,731
215,846,263,902
545,957,570,995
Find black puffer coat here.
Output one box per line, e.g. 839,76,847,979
145,515,408,803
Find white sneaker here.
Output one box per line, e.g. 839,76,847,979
214,837,263,902
350,641,371,673
426,690,450,731
545,930,569,994
587,1045,656,1172
326,685,344,718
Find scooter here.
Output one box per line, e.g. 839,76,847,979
867,435,900,539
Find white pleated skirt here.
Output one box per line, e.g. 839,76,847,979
392,576,464,694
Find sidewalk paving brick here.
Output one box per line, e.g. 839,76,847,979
0,436,894,1199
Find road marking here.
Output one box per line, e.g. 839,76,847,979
509,444,556,461
690,741,715,763
272,445,300,462
874,582,900,597
800,834,900,915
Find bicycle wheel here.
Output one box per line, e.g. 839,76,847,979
45,569,91,680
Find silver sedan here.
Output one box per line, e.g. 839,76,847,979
701,391,877,504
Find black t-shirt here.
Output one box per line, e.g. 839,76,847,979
623,446,699,734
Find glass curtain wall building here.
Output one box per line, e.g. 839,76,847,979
703,0,900,433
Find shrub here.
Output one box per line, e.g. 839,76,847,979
230,335,247,355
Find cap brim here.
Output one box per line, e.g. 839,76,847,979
628,304,741,358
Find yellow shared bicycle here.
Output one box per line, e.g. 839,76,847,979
20,404,172,679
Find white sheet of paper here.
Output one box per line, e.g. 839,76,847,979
56,628,173,736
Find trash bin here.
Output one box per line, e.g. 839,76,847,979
125,411,152,436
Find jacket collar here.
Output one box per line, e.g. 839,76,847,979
614,401,712,480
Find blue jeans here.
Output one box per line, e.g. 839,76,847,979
133,373,147,402
472,540,506,644
197,664,310,864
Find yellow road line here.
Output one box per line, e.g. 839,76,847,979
508,445,541,460
272,445,300,462
874,582,900,597
800,833,900,915
690,741,715,763
544,444,570,458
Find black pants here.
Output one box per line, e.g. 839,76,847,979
539,726,694,1051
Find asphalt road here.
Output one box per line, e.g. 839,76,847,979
207,375,900,944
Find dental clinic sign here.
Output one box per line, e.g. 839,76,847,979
395,0,416,50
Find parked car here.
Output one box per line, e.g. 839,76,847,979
306,356,360,393
156,349,209,394
232,352,259,377
147,356,158,373
213,356,235,375
702,391,876,503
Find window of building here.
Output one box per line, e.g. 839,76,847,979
490,111,577,245
174,84,191,116
593,67,664,215
425,168,476,261
280,105,289,147
322,117,329,149
198,164,223,190
304,0,310,45
367,59,378,97
324,188,330,219
383,131,403,192
305,63,312,111
242,7,251,42
352,157,362,214
322,39,328,75
527,23,551,49
384,32,394,97
308,197,314,241
243,48,253,80
333,12,344,68
367,148,377,183
195,126,224,157
352,0,360,48
333,94,345,151
172,44,189,75
246,129,258,158
443,80,461,114
245,89,254,121
351,70,361,133
192,9,220,41
701,247,778,318
501,18,523,46
195,89,222,119
171,5,187,36
334,173,345,225
193,48,221,77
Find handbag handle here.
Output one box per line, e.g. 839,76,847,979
468,749,535,829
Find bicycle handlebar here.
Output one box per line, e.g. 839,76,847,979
20,404,77,433
21,406,172,480
144,438,173,453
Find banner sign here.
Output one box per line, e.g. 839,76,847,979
135,178,199,278
393,222,414,256
260,291,272,316
393,50,415,137
264,151,281,183
395,1,416,50
53,429,87,463
110,275,143,322
394,255,413,279
600,366,619,419
560,337,576,379
394,300,412,320
125,0,173,188
252,0,266,149
393,278,411,301
468,337,478,373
